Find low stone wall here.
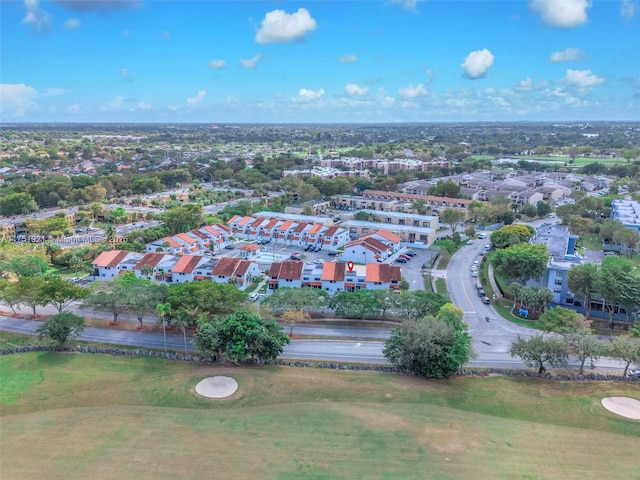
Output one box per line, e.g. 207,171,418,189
0,345,211,362
1,346,638,382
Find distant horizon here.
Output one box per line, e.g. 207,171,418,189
3,120,640,126
2,1,638,123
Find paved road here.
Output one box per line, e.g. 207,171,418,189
0,315,628,372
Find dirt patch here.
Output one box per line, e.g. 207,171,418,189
601,397,640,420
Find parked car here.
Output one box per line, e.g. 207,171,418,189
481,296,490,304
313,246,321,252
484,245,492,251
405,250,416,257
305,245,313,251
328,250,339,256
314,259,324,265
475,283,483,290
290,255,301,261
421,263,429,269
478,233,487,239
399,254,411,261
466,240,474,245
478,289,486,297
224,244,235,250
471,271,479,278
395,257,407,264
249,293,259,302
629,369,640,378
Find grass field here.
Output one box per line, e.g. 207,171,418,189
1,353,639,480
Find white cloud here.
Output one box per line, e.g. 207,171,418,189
63,18,82,30
0,83,38,117
565,69,605,88
239,53,261,70
186,90,206,106
208,59,226,69
122,29,131,38
461,49,495,79
22,0,51,33
101,96,125,112
119,68,132,81
516,77,534,91
67,103,80,114
138,102,151,110
345,84,368,96
339,54,358,63
529,0,590,28
398,84,427,99
621,0,637,19
294,88,325,102
160,30,171,40
550,48,585,62
388,0,419,13
255,8,317,44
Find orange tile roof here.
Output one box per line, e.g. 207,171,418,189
366,264,402,283
176,233,196,244
264,219,279,229
214,223,231,233
211,257,242,277
134,253,166,270
321,261,345,281
251,218,265,228
308,224,323,235
92,250,129,268
293,222,308,233
371,229,402,244
239,243,261,251
161,237,182,248
189,229,208,240
345,237,389,253
201,226,222,237
268,260,303,280
227,215,241,225
171,255,203,274
237,216,253,226
278,221,293,231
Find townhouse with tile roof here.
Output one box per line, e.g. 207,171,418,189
171,255,207,283
210,257,260,289
269,260,402,295
341,237,393,264
268,260,304,291
92,250,136,278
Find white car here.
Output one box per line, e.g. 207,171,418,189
629,369,640,378
249,293,259,302
314,259,325,264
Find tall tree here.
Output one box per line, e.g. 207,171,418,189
36,312,86,348
383,314,472,379
492,243,548,284
42,277,88,312
84,280,129,324
509,335,568,375
608,335,640,377
162,204,203,235
595,257,634,328
567,263,598,319
439,208,466,234
565,325,602,375
490,224,535,249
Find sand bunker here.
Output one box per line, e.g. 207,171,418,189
601,397,640,420
195,376,238,399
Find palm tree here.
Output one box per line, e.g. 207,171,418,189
172,309,193,355
104,224,116,248
141,264,154,279
155,302,172,352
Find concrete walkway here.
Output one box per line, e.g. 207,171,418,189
487,264,503,298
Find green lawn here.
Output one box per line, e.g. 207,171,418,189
435,278,450,300
1,353,639,480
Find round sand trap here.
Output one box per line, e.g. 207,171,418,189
195,376,238,399
601,397,640,420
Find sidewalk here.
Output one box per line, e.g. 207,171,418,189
487,264,503,298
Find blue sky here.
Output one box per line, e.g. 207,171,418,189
1,0,639,123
